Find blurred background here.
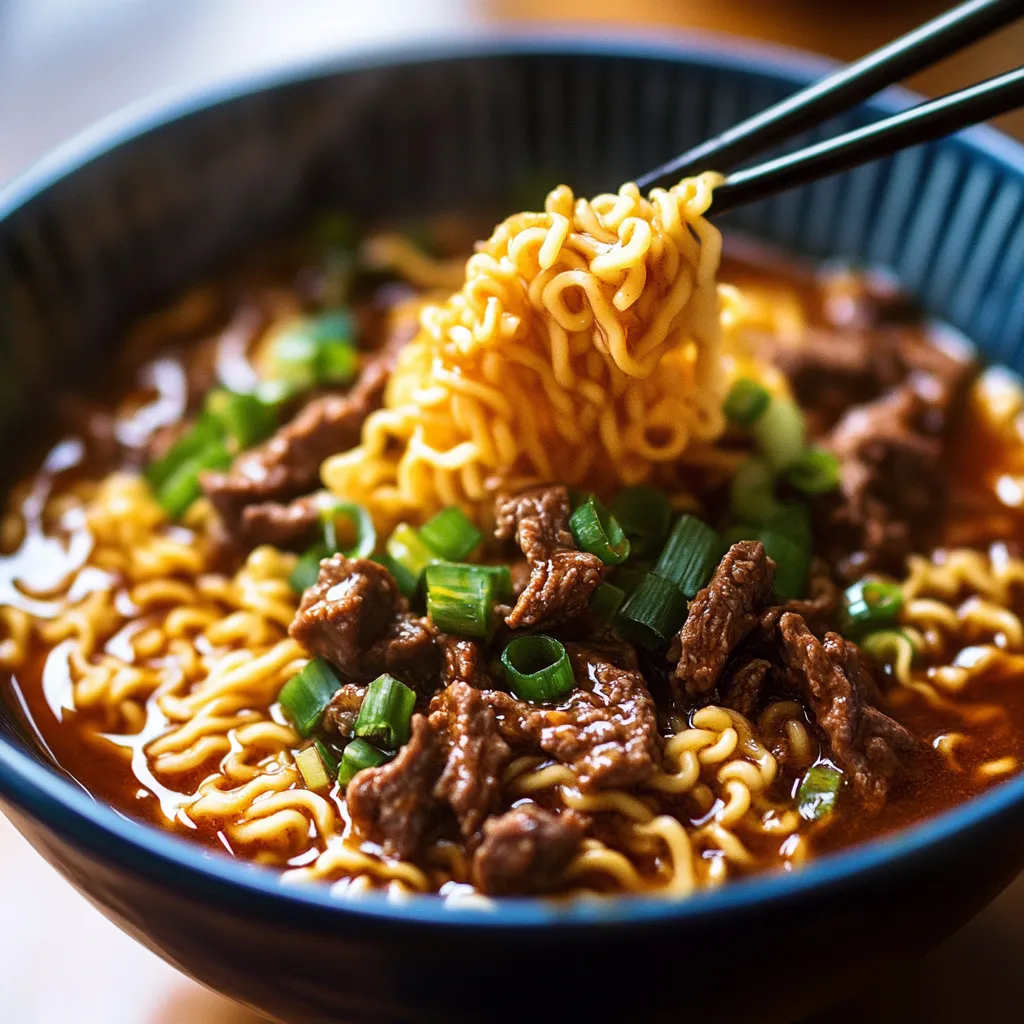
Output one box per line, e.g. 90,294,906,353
2,1,1023,1021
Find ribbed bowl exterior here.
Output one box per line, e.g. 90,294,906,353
1,37,1024,1024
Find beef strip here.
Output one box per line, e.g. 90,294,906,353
429,681,511,839
321,682,366,738
239,492,324,550
776,612,917,808
671,541,775,701
485,645,660,790
288,554,439,689
820,385,949,578
438,635,489,689
203,329,403,533
345,713,442,859
494,485,604,629
719,658,773,720
470,804,587,895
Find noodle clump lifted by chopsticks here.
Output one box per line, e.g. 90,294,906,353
322,172,729,524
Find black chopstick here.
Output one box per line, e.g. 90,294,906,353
710,65,1024,215
636,0,1024,192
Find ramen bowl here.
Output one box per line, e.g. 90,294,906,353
2,34,1024,1024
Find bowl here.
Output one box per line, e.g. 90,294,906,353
2,32,1024,1024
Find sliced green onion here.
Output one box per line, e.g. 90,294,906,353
763,500,813,549
610,486,673,559
752,396,807,472
569,494,630,565
758,527,810,601
842,579,904,636
314,738,341,777
613,565,649,596
616,571,688,650
353,673,416,749
786,447,841,496
589,582,626,621
155,439,232,518
724,377,771,427
655,515,723,600
797,764,843,821
730,456,784,524
279,658,343,737
722,523,758,547
425,563,496,637
860,628,920,672
501,635,575,703
323,502,376,558
204,389,277,451
371,552,418,599
295,745,332,792
477,565,514,603
317,339,360,384
385,523,438,598
337,738,391,787
290,541,329,593
419,506,483,561
269,311,358,390
145,415,222,490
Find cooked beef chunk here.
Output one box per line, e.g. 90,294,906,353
821,386,948,577
345,714,442,859
470,804,587,895
777,559,840,636
671,541,776,700
439,635,489,689
486,645,660,789
495,485,604,629
429,682,511,839
203,334,400,532
288,555,439,689
321,682,366,738
720,658,773,720
239,492,324,550
776,612,917,808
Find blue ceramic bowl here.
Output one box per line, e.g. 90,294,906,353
2,33,1024,1024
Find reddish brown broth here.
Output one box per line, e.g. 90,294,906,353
3,237,1024,879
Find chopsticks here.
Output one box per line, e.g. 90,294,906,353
635,0,1024,209
712,65,1024,214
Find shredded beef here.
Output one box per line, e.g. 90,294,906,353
321,682,366,738
439,635,489,689
495,486,604,629
203,332,401,532
776,612,917,808
485,645,660,789
821,386,949,577
239,492,324,550
288,555,439,689
345,714,442,859
470,804,587,895
671,541,775,701
720,658,773,720
429,682,511,839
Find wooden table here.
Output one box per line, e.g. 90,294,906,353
3,1,1024,1021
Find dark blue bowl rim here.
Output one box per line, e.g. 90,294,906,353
2,28,1024,932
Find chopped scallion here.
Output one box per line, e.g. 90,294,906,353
842,579,904,636
290,541,329,593
860,628,920,671
314,738,341,777
616,571,688,650
752,396,807,472
295,745,332,792
758,527,810,601
569,494,630,565
425,562,496,637
418,506,483,561
797,764,843,821
477,565,514,603
730,456,784,525
145,415,222,490
655,515,723,599
786,447,841,496
724,377,771,427
610,486,672,559
501,635,575,703
323,502,376,558
337,738,391,787
353,673,416,749
155,439,232,519
204,389,277,451
279,658,343,737
589,582,626,621
385,523,438,598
